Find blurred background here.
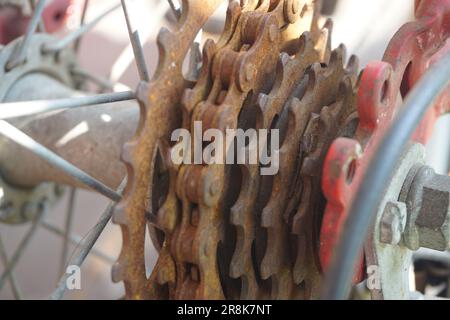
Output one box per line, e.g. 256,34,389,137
0,0,448,299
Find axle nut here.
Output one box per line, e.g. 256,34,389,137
415,173,450,251
403,165,450,251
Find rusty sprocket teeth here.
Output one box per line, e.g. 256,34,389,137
114,0,365,301
167,0,326,300
259,44,353,299
229,31,322,299
290,55,360,292
172,8,284,300
112,0,225,300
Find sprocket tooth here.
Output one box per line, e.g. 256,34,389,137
217,1,242,46
315,17,333,62
260,197,278,227
318,104,334,127
111,259,126,283
328,44,346,70
156,251,176,286
229,229,246,278
120,141,137,165
260,251,275,280
346,54,359,75
112,203,128,226
154,27,177,73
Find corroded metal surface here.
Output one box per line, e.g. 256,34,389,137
0,0,446,301
112,0,226,299
114,0,362,300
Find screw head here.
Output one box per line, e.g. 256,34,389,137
403,165,450,251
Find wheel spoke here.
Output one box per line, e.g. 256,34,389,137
42,2,122,53
0,235,22,299
120,0,150,82
73,0,90,52
413,248,450,265
41,221,115,264
0,207,46,290
167,0,181,18
28,0,46,33
110,0,167,83
0,90,135,120
49,178,127,300
0,121,122,202
6,0,47,70
59,187,76,276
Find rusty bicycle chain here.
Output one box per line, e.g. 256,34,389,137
165,1,320,297
173,0,301,299
168,0,263,299
118,0,281,300
143,0,249,300
171,1,328,299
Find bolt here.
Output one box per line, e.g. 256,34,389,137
404,165,450,251
416,172,450,251
380,201,407,245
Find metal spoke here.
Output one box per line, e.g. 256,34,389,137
6,0,47,70
28,0,46,33
0,207,46,290
0,121,122,202
41,221,115,264
42,2,121,53
167,0,181,18
0,234,22,299
0,90,135,120
49,178,127,300
121,0,150,82
73,0,90,52
413,248,450,265
110,0,167,83
59,187,76,276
